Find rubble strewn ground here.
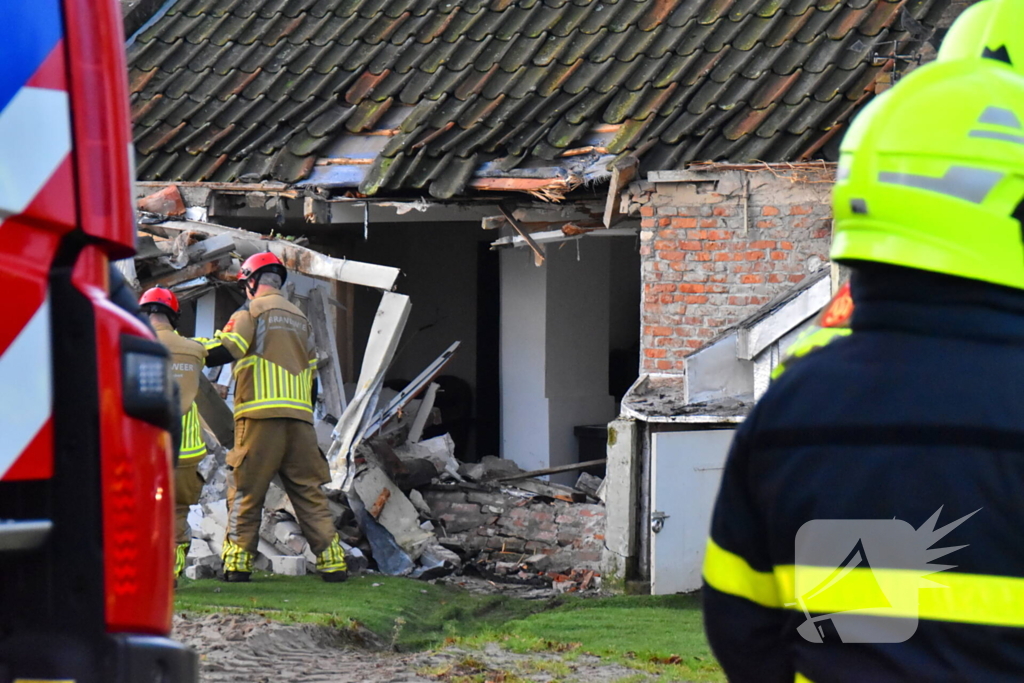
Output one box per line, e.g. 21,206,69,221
173,576,723,683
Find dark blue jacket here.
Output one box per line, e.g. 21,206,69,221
703,264,1024,682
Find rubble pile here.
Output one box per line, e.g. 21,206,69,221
185,399,607,589
127,200,608,590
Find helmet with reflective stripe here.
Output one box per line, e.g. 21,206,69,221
937,0,1024,70
139,286,180,316
830,54,1024,289
238,251,287,285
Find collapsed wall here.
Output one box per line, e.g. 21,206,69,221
424,487,606,572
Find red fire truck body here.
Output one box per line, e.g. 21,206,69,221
0,0,196,679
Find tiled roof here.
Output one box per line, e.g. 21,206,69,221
128,0,949,198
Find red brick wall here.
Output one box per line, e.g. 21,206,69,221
633,168,834,372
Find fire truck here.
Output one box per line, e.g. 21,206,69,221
0,0,197,680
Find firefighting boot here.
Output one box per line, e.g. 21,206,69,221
317,535,349,583
222,538,254,582
174,542,189,579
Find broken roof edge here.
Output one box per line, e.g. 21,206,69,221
142,217,401,291
621,373,750,424
649,162,838,184
299,154,615,203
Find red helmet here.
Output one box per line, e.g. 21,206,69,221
238,252,287,284
139,286,180,315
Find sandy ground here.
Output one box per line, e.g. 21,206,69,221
174,613,665,683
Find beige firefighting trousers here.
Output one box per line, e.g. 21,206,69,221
225,417,336,556
175,462,204,546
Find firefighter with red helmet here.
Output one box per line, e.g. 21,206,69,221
140,286,208,579
203,252,348,583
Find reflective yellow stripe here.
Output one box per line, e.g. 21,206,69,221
778,565,1024,628
317,535,348,573
179,403,207,461
707,536,1024,629
795,674,814,683
703,538,782,608
309,358,318,370
234,356,257,375
174,543,188,577
234,398,314,417
222,538,254,573
772,328,852,380
216,330,249,354
194,336,220,350
234,356,314,417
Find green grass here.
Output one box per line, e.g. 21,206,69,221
175,574,723,681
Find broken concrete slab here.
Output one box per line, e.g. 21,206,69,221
349,491,415,577
352,465,434,559
394,434,460,482
185,564,218,580
269,555,307,576
575,472,603,498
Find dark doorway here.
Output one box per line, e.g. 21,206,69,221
474,240,500,462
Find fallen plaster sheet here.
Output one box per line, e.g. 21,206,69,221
327,292,412,490
407,382,439,444
359,341,460,441
149,219,400,291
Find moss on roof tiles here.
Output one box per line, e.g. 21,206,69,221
131,0,950,190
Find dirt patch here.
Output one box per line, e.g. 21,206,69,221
174,613,669,682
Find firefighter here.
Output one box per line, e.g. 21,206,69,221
140,286,208,579
771,0,1014,383
202,252,347,583
702,22,1024,683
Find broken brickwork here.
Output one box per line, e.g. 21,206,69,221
631,166,835,371
422,487,605,573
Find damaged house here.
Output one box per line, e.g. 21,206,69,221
122,0,958,589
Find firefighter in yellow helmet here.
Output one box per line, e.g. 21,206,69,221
140,286,208,579
703,5,1024,681
772,0,1024,382
202,252,347,583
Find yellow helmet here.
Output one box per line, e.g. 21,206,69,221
830,58,1024,288
937,0,1023,68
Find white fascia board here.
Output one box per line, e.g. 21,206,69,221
735,275,832,360
491,226,638,249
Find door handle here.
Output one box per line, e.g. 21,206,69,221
652,511,669,533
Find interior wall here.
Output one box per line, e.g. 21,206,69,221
500,239,619,484
499,247,550,473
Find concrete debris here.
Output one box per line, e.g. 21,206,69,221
459,455,524,482
269,555,307,576
408,489,432,517
394,434,460,481
575,472,604,498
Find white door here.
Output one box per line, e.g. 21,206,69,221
651,428,735,595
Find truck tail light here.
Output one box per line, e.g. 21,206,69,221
121,335,174,431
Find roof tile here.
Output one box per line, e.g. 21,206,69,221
763,8,814,45
859,0,902,36
132,0,944,190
